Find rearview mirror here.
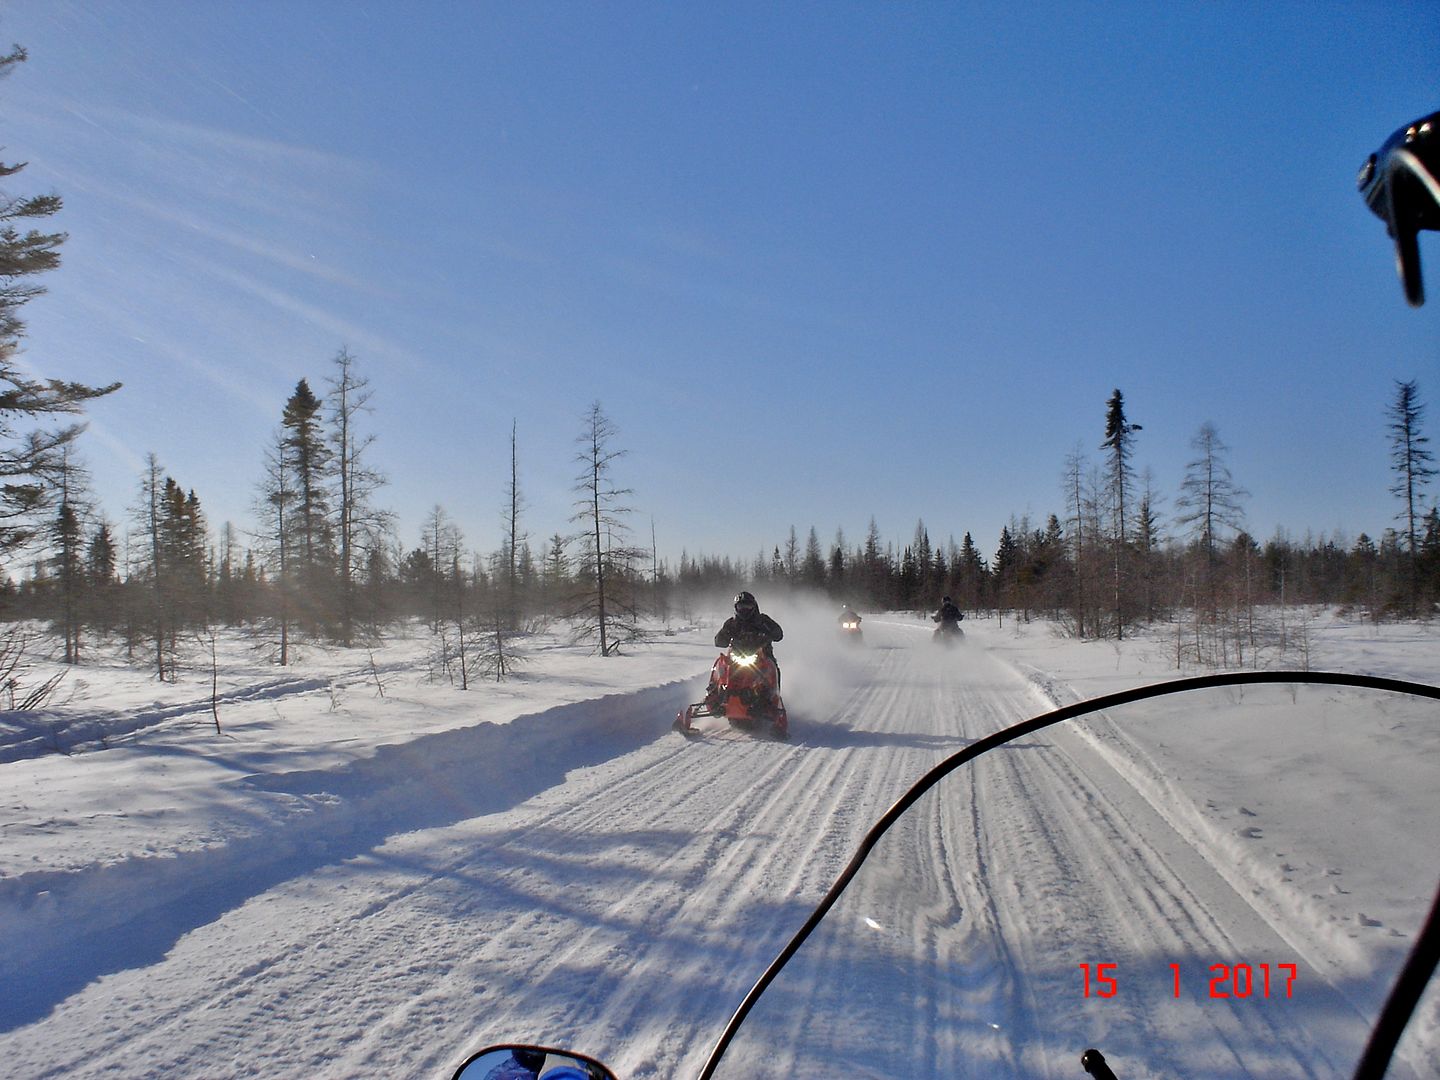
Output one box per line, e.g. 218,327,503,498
451,1044,618,1080
1359,110,1440,306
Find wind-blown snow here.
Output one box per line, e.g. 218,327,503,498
1,609,1436,1078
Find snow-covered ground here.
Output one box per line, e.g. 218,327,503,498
0,607,1436,1079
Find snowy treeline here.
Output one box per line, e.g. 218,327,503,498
1,362,658,681
3,370,1437,684
675,387,1439,650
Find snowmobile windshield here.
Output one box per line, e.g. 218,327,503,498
705,677,1439,1080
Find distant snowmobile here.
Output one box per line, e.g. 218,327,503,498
674,646,789,739
932,596,965,645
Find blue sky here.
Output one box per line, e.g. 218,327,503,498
3,1,1438,573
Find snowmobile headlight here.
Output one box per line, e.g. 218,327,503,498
733,652,759,667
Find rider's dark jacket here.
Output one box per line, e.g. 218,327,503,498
936,600,962,624
715,612,784,658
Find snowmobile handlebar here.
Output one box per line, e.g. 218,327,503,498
725,635,773,655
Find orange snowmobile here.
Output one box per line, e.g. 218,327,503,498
674,646,788,739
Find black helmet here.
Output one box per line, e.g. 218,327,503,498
734,590,758,616
942,596,953,604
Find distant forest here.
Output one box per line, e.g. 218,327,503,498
2,46,1437,696
4,364,1437,690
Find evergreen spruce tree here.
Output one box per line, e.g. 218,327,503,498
801,526,826,590
281,379,333,623
85,521,118,633
0,47,118,568
542,533,570,617
1386,380,1436,615
1348,533,1381,616
1100,389,1142,638
1036,514,1068,619
398,545,440,617
861,517,885,606
1133,493,1163,622
897,545,919,609
993,525,1019,615
361,544,392,631
214,521,242,626
931,544,949,601
47,447,91,662
160,479,208,631
912,521,933,602
955,531,986,611
783,526,800,581
52,499,83,662
517,539,537,599
1419,507,1440,605
827,529,847,597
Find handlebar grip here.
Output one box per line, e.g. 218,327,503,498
1080,1048,1119,1079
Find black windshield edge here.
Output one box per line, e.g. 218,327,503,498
696,670,1440,1080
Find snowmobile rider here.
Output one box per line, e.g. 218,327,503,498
934,595,963,627
838,604,862,626
715,590,784,684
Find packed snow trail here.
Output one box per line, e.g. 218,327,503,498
0,619,1432,1078
709,629,1420,1079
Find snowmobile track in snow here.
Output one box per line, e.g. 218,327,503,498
2,621,1432,1079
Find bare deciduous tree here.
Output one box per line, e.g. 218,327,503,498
570,402,646,655
255,432,296,665
502,419,525,630
133,454,170,679
1175,423,1247,571
326,348,389,643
